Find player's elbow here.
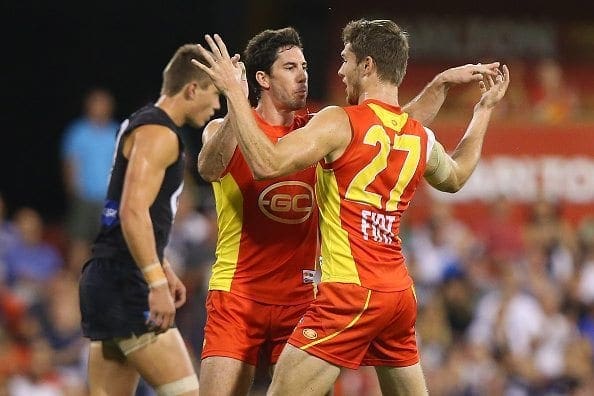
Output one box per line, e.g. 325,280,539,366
426,173,465,193
251,159,284,180
197,156,220,183
442,173,471,193
118,203,142,225
441,183,463,193
197,167,219,183
252,166,279,180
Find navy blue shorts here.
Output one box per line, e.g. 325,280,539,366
79,257,151,340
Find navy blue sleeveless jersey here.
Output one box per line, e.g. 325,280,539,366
92,105,185,264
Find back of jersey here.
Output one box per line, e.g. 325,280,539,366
316,99,432,291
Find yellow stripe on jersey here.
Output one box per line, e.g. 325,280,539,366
367,103,408,132
209,173,243,291
316,166,360,285
300,289,371,350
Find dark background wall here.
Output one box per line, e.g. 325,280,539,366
2,0,592,222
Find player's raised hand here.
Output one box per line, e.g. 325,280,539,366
440,62,501,85
478,65,510,109
191,34,244,96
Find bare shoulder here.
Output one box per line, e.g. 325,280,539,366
314,105,348,119
202,117,225,144
130,124,178,148
204,117,225,132
126,124,179,164
309,106,350,129
305,106,352,157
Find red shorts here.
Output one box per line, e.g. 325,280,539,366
288,283,419,370
201,290,312,366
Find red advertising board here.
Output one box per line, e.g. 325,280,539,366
408,123,594,227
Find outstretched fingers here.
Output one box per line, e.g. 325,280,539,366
477,62,500,76
479,80,487,94
204,34,222,60
485,74,496,90
192,44,216,70
501,64,510,86
202,34,232,63
213,34,231,60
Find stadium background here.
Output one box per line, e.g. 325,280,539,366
1,0,594,395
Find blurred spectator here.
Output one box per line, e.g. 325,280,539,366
467,264,546,393
416,294,452,371
333,367,381,396
440,268,476,338
3,208,63,306
530,58,580,124
165,181,216,358
531,281,579,391
60,88,118,271
476,195,525,263
164,181,216,278
0,327,29,393
6,338,63,396
524,198,577,287
30,271,86,395
0,193,19,285
407,201,476,300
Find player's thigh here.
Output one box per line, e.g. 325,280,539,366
124,329,197,393
202,291,269,365
268,344,340,396
199,356,256,396
268,300,311,365
375,363,428,396
88,341,139,396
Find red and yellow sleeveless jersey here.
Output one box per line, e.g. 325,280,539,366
209,111,318,305
317,99,434,291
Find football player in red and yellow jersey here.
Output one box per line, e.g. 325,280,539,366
195,25,505,396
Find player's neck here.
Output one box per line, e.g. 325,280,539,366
255,97,296,127
358,83,400,108
155,95,185,126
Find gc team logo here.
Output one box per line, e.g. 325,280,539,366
258,181,314,224
302,328,318,340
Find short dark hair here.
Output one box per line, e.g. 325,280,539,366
161,44,211,96
342,19,409,86
243,27,303,105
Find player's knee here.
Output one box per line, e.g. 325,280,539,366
155,374,199,396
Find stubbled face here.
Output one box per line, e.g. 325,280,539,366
264,45,308,111
187,84,221,128
337,43,362,105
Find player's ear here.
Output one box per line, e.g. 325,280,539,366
185,81,198,100
362,56,374,75
255,71,270,90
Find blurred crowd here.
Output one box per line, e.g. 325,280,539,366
0,57,593,395
2,187,594,395
396,57,589,125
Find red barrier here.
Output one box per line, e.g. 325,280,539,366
408,123,594,227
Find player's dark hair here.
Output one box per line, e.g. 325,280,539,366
243,27,303,106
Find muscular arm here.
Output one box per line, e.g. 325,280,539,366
403,62,500,125
424,108,493,193
226,89,350,179
197,117,237,181
424,65,510,192
119,125,179,269
190,35,350,178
